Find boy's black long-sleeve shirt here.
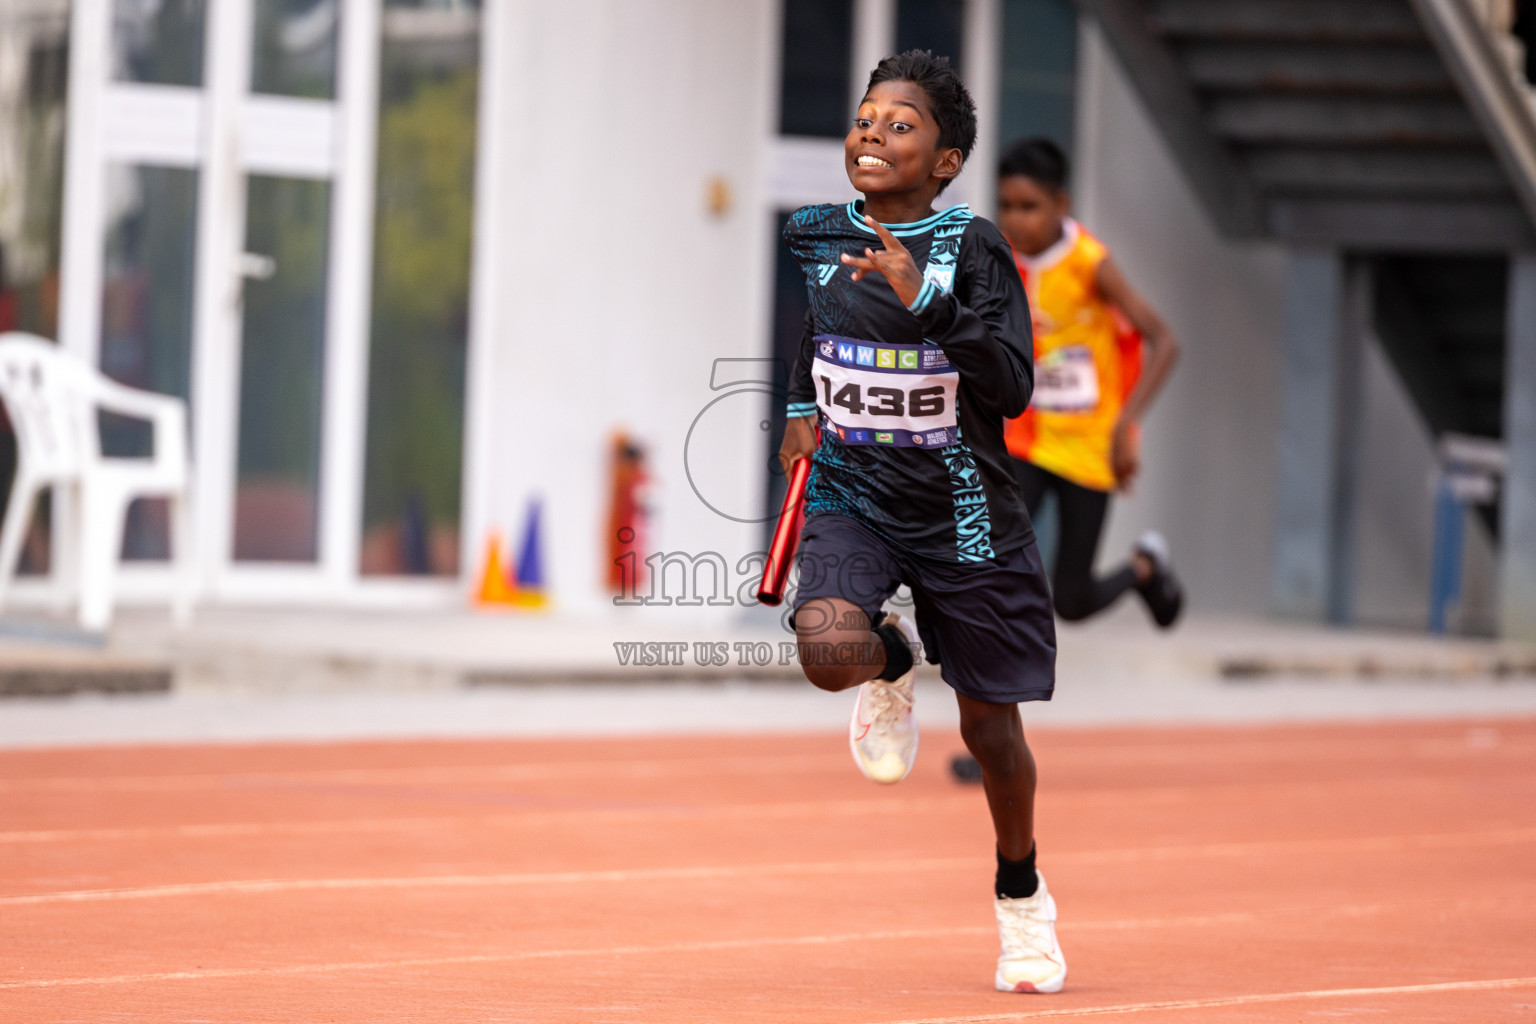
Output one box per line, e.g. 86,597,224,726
784,200,1036,562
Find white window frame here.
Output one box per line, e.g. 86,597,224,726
28,0,476,611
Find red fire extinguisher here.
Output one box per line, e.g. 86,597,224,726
606,433,649,600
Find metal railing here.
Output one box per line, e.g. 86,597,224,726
1411,0,1536,223
1429,433,1505,634
1463,0,1531,87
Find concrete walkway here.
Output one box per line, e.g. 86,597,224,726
1,604,1534,748
11,601,1536,688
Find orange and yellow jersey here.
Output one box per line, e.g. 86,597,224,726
1003,219,1141,492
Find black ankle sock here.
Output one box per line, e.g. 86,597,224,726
872,621,914,681
995,844,1039,899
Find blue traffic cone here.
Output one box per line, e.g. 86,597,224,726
513,498,547,604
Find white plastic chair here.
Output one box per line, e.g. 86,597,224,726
0,332,193,631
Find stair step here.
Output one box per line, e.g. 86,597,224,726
1266,196,1533,248
0,665,172,698
1210,95,1483,145
1180,41,1452,94
1152,0,1425,44
1243,147,1510,198
0,624,172,698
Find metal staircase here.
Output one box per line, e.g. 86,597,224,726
1076,0,1536,249
1076,0,1536,457
1074,0,1536,627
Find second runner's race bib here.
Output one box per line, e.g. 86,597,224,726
1031,345,1100,413
812,335,959,448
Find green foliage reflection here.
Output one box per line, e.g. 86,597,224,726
361,33,479,576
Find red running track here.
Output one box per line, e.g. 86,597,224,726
1,717,1534,1022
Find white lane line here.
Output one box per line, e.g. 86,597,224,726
1052,825,1536,865
1063,892,1536,931
0,797,961,845
0,926,988,990
0,754,854,793
7,826,1536,907
0,773,1519,847
0,857,977,906
4,731,1531,793
874,976,1536,1023
1,896,1531,994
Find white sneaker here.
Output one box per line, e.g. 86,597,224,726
994,871,1067,994
848,613,921,784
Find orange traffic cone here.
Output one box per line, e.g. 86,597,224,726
475,532,521,605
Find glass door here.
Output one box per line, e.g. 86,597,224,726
231,172,332,563
228,1,340,568
60,0,379,602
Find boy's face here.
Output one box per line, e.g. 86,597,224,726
997,174,1070,256
845,80,961,202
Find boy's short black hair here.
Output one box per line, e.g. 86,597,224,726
866,49,977,194
998,137,1069,193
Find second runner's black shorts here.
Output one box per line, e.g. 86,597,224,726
791,513,1057,704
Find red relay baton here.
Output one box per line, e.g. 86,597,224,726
756,456,811,607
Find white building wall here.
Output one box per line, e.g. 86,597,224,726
1351,334,1437,629
473,0,778,617
1070,22,1290,617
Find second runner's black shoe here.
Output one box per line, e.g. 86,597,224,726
1133,531,1183,628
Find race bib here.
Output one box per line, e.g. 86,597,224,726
812,335,959,448
1031,345,1100,413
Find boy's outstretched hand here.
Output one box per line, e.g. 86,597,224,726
841,216,924,309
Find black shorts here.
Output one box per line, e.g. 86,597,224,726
792,514,1057,704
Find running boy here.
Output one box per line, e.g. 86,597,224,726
998,138,1184,626
777,51,1065,994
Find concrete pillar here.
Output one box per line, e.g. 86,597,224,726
1271,249,1366,623
1502,256,1536,641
